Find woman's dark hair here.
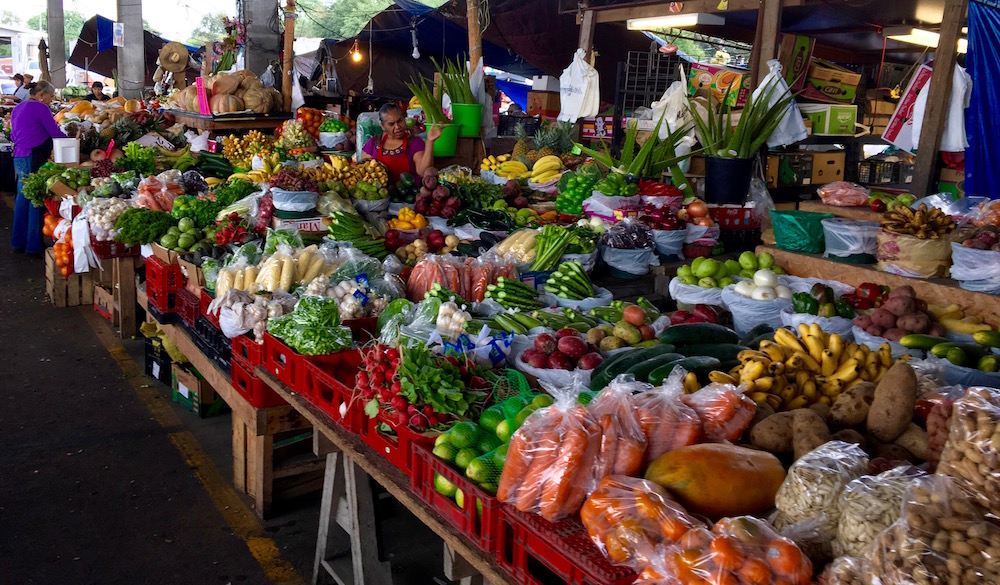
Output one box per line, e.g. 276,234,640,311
30,80,54,97
378,102,403,123
92,81,103,90
13,73,23,83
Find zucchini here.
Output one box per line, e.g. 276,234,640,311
974,330,1000,348
739,323,775,346
588,343,677,391
565,322,591,333
659,323,739,347
931,342,989,361
648,356,722,386
743,331,775,350
675,343,748,362
624,353,685,383
899,334,949,350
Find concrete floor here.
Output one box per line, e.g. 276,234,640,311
0,202,451,585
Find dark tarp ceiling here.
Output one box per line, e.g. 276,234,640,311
68,15,200,87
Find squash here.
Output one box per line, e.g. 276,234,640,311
268,88,284,112
210,93,245,114
110,96,126,106
70,101,94,114
211,73,240,96
243,86,271,114
187,85,209,112
644,443,785,518
237,69,257,81
124,99,142,113
239,75,264,93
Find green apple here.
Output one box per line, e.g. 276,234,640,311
724,259,742,275
738,251,759,271
757,251,775,269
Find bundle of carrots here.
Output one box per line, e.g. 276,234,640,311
679,384,757,443
406,254,516,303
587,379,648,478
134,176,184,212
633,377,703,466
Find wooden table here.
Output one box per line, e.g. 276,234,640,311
138,288,324,517
798,200,881,223
757,245,1000,321
257,370,516,585
167,109,291,133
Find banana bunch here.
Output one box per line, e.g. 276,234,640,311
156,145,196,171
711,324,899,411
353,159,389,188
221,130,267,170
302,157,353,184
205,177,224,188
880,203,955,239
243,151,282,183
529,155,564,184
928,303,992,335
496,160,530,180
481,154,510,172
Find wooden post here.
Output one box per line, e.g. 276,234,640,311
579,9,597,62
912,0,969,197
751,0,783,89
281,0,297,112
467,0,483,74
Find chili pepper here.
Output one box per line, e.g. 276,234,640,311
793,292,819,316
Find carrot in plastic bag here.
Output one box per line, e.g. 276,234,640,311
560,416,603,518
589,375,649,479
680,383,756,443
539,423,589,520
633,369,702,465
516,428,561,512
614,436,646,476
497,430,533,502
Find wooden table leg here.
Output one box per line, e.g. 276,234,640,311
444,543,484,585
250,431,274,516
112,256,137,338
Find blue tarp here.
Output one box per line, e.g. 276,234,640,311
496,79,529,109
966,0,1000,198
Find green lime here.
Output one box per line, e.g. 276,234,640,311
434,433,450,447
434,473,457,498
576,391,595,406
531,394,554,409
178,217,194,233
492,443,508,470
448,422,480,450
478,406,505,434
495,419,512,443
432,443,456,463
502,396,527,419
476,433,502,455
455,448,478,470
514,405,538,429
465,457,493,483
455,488,465,509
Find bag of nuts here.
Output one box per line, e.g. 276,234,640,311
775,441,870,535
818,556,871,585
937,387,1000,514
870,474,1000,584
834,465,925,557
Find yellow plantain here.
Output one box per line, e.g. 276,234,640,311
751,377,774,393
709,371,738,385
779,385,798,404
809,323,826,344
750,391,771,404
774,328,807,354
787,396,809,410
740,360,766,383
788,350,821,373
818,395,833,406
795,370,811,388
804,335,825,363
827,333,843,361
683,372,700,394
768,361,786,377
738,350,771,363
759,341,791,362
821,350,837,377
798,324,811,339
877,343,893,367
765,394,783,410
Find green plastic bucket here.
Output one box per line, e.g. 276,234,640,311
770,210,834,254
451,103,483,137
431,123,460,157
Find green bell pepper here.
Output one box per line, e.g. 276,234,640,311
793,292,819,316
835,301,855,319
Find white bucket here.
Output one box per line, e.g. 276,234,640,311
53,138,80,164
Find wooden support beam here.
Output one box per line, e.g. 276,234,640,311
579,10,597,62
281,0,296,112
467,0,483,73
577,0,806,24
751,0,783,90
912,0,969,197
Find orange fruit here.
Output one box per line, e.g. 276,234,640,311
765,539,804,577
709,536,745,571
737,558,772,585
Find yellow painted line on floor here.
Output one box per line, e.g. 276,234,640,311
81,308,307,585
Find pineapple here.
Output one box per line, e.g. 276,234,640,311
552,122,575,155
98,125,116,141
512,124,530,159
533,126,556,159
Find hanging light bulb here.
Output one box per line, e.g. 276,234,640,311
411,26,420,59
351,40,362,63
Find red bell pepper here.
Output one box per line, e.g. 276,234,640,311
857,283,882,301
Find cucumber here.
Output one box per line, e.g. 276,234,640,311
659,323,739,347
624,353,685,383
974,330,1000,348
565,322,591,333
588,343,677,391
931,342,989,361
739,323,775,346
675,343,748,363
719,359,740,373
648,356,722,386
900,334,949,350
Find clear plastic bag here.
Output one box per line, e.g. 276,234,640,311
553,285,613,312
652,229,686,261
271,188,319,212
266,317,352,355
721,285,793,336
852,326,922,359
684,224,720,245
835,465,925,557
949,242,1000,293
667,277,725,307
819,556,871,585
937,387,1000,515
496,375,604,521
817,182,870,207
632,369,702,466
780,308,855,340
514,339,593,389
679,382,757,443
587,376,649,478
925,387,965,472
822,218,879,259
601,218,656,249
263,227,303,255
870,474,1000,585
774,441,869,535
580,475,705,570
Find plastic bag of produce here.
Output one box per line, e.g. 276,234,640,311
818,556,871,585
587,377,649,478
937,387,1000,515
601,246,658,276
580,475,705,570
582,193,641,223
876,229,952,279
553,285,613,312
925,388,964,472
852,326,922,359
632,369,702,466
667,277,724,307
949,242,1000,293
822,218,879,260
870,474,1000,585
684,224,720,245
817,181,870,207
514,337,593,389
353,197,390,214
834,465,925,557
774,441,869,535
679,383,757,443
562,250,599,273
652,229,686,261
781,308,854,340
771,210,833,254
778,275,855,298
496,375,604,521
263,227,303,255
271,188,318,212
721,285,793,336
266,316,352,355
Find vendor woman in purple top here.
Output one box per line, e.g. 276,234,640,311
10,80,66,255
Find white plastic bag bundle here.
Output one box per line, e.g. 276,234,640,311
651,78,698,141
353,198,390,214
754,60,808,147
653,229,686,260
685,224,720,245
822,218,879,259
552,286,613,312
561,251,599,273
557,49,600,123
271,188,319,212
780,308,855,340
852,326,922,359
778,275,855,298
721,285,793,336
582,193,641,223
667,277,725,306
600,246,658,276
950,242,1000,293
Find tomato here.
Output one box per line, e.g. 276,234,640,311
737,558,772,585
709,536,745,571
765,539,804,577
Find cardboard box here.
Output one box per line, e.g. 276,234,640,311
531,75,559,92
777,34,816,92
867,100,897,115
47,180,79,200
271,216,329,234
766,155,779,189
171,364,227,418
151,243,180,265
810,151,846,185
802,59,862,104
799,104,860,136
178,258,204,297
940,168,965,183
526,91,560,117
688,62,750,108
688,156,706,177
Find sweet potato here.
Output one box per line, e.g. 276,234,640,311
893,423,928,461
831,382,876,427
884,296,916,318
793,409,831,460
896,313,931,334
867,362,917,442
832,429,866,450
871,308,897,329
750,411,794,453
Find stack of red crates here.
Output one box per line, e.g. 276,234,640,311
230,334,286,408
146,256,184,315
175,288,200,329
300,350,364,433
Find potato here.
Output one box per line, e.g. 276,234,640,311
873,442,917,463
746,401,776,434
867,362,917,442
808,402,832,423
883,328,908,342
832,429,866,450
866,325,885,337
750,411,795,454
888,285,916,299
884,296,915,317
896,313,930,334
894,423,928,461
830,382,877,427
871,308,897,329
854,315,873,330
793,408,832,461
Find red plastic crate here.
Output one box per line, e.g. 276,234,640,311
496,507,636,585
176,288,200,328
262,332,311,390
411,443,502,554
44,199,81,218
359,411,437,475
200,287,220,328
301,351,365,433
145,255,184,291
230,357,287,408
342,317,378,343
708,206,761,229
90,234,139,259
232,334,265,368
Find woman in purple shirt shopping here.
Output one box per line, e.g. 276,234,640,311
10,80,66,255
